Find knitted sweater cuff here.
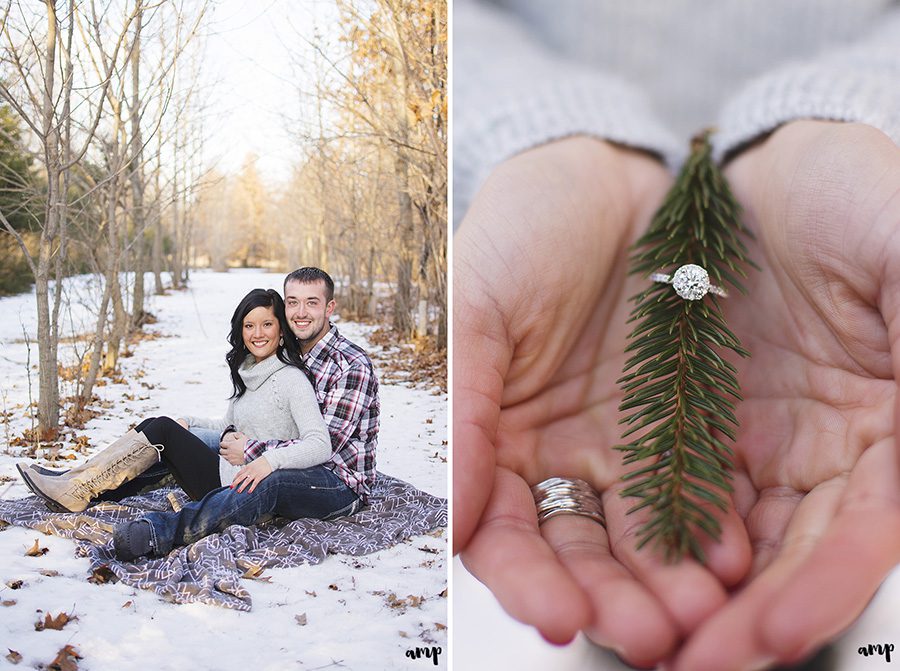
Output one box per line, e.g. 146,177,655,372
714,11,900,161
455,77,682,225
714,65,900,162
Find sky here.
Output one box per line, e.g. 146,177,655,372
200,0,342,184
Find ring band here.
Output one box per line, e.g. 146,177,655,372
531,477,605,528
651,263,727,300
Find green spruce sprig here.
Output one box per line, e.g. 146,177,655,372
616,131,758,562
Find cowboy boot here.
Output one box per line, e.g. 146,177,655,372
16,430,164,513
28,464,69,477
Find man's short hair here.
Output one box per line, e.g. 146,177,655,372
284,267,335,302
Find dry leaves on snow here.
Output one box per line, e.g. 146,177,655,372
6,649,21,664
238,562,271,582
25,539,49,557
88,566,119,584
49,645,82,671
35,611,77,631
373,591,426,611
295,613,308,626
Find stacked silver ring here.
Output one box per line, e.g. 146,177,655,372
531,477,605,528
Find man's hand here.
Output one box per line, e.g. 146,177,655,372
220,432,248,466
176,418,188,429
231,456,273,494
454,137,752,666
672,121,900,670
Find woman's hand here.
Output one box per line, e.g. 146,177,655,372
454,136,751,666
231,456,273,494
219,432,248,466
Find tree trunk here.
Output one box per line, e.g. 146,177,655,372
392,152,415,338
35,0,61,437
78,277,111,406
129,4,146,328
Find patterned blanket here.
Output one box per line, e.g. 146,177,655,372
0,473,447,611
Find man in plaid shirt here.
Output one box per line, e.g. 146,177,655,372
236,267,380,503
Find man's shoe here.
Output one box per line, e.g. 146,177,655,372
113,520,154,561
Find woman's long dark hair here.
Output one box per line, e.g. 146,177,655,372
226,288,306,398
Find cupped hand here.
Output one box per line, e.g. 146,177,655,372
454,137,752,666
673,121,900,671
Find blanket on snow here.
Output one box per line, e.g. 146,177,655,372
0,472,446,610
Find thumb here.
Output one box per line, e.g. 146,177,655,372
453,272,512,554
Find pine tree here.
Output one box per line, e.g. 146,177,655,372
617,131,757,561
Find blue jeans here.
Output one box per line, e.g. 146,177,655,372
142,465,361,555
189,427,221,453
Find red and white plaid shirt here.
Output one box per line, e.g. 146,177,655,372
244,325,379,501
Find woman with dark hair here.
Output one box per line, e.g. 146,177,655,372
16,288,331,532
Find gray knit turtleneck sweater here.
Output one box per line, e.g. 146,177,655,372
185,355,331,485
454,0,900,226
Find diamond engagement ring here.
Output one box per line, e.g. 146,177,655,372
650,263,728,300
531,477,605,528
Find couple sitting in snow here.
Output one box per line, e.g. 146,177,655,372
16,266,379,561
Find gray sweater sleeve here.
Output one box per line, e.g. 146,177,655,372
714,8,900,160
182,406,231,433
453,0,681,227
259,370,331,471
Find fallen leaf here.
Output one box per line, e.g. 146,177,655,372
304,590,317,597
5,649,21,664
295,613,307,626
25,539,49,557
438,588,448,598
399,631,409,638
121,601,133,609
88,566,119,584
241,564,265,579
418,546,439,554
166,492,183,512
48,645,81,671
39,569,59,577
435,623,447,631
5,580,23,590
35,612,76,631
328,584,339,591
2,600,16,607
407,595,424,608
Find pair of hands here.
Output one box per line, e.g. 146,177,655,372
175,420,273,494
220,430,273,493
454,121,900,670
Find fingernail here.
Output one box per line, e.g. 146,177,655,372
747,656,777,671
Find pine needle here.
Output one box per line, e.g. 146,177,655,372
616,131,756,562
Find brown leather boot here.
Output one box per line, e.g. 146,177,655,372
16,430,164,513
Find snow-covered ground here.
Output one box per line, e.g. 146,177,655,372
0,269,447,671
